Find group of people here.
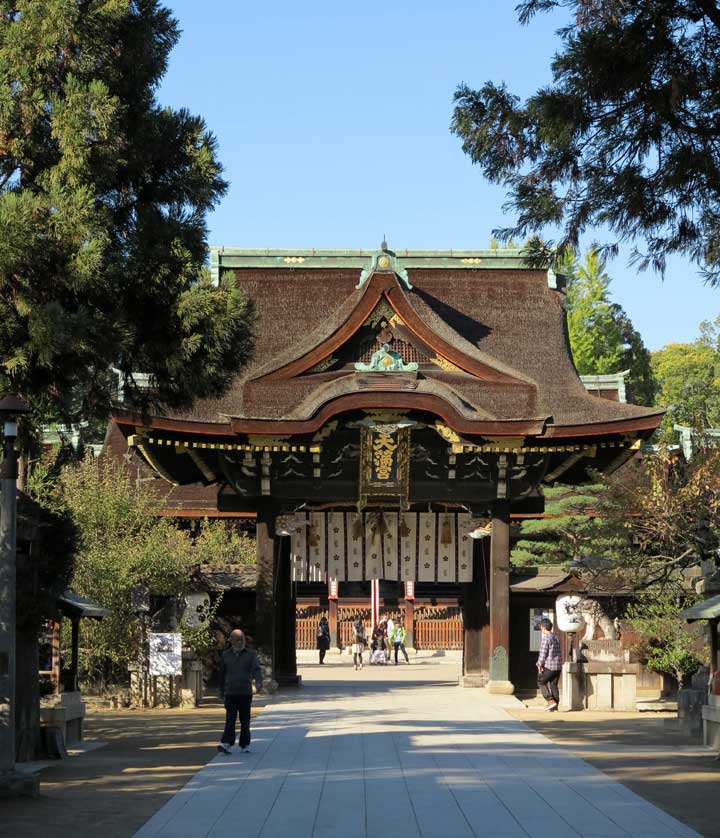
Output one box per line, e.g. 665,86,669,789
350,614,410,669
316,614,410,669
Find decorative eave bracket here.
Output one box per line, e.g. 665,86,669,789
356,241,412,291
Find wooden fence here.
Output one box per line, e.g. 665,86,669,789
296,615,464,650
414,619,464,650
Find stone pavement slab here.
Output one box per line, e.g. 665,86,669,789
134,661,700,838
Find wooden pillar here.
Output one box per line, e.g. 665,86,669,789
328,599,338,650
274,535,299,685
404,594,415,650
255,505,276,683
711,619,718,677
488,499,514,694
462,538,490,687
70,618,80,692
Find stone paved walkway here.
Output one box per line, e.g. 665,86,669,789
134,660,699,838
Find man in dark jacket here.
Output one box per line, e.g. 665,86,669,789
217,629,263,754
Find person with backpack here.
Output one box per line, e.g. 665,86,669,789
392,620,410,664
317,615,331,664
352,618,366,670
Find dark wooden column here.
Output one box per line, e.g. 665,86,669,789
488,499,514,694
462,538,490,687
274,535,299,685
711,619,718,677
256,505,300,687
255,508,275,674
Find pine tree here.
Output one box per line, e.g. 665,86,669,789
0,1,254,430
452,1,720,283
511,483,616,567
561,248,656,404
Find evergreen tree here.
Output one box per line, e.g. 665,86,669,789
0,1,254,430
561,248,656,404
565,250,624,375
511,483,614,567
452,1,720,283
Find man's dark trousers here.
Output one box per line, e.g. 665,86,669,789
221,694,252,748
537,669,561,703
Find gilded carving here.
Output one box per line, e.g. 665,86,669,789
431,354,463,373
372,432,398,480
312,420,339,443
433,422,460,444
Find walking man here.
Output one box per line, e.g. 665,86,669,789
317,615,331,664
392,621,410,664
536,618,562,711
217,629,263,754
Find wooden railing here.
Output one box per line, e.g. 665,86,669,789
296,614,464,650
415,619,463,650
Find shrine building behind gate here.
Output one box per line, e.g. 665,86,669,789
109,245,663,693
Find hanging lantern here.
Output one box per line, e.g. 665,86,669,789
555,594,585,633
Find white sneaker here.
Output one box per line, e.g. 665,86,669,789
217,743,232,754
543,703,558,712
241,746,251,753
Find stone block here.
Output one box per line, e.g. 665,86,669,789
703,695,720,750
461,673,488,688
678,688,707,737
487,679,515,695
560,662,583,711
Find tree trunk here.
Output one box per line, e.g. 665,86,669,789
15,623,41,761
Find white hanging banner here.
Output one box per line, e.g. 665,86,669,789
457,512,474,583
346,512,364,581
289,512,475,582
307,512,326,582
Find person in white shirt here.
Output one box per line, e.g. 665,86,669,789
385,615,395,660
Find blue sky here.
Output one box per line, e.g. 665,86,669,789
159,1,718,352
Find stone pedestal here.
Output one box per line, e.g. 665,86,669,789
182,652,203,707
559,662,584,712
702,694,720,750
487,679,515,695
581,640,638,711
461,673,488,688
678,688,707,737
39,691,86,746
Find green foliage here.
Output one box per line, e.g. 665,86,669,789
452,2,720,283
0,1,254,430
652,315,720,432
191,519,256,568
511,483,616,567
626,594,707,683
16,492,77,631
564,249,624,375
579,447,720,594
562,248,656,404
49,455,251,685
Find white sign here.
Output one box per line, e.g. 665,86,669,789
148,632,182,676
555,595,586,633
529,608,554,652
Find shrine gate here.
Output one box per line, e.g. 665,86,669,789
110,245,662,693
